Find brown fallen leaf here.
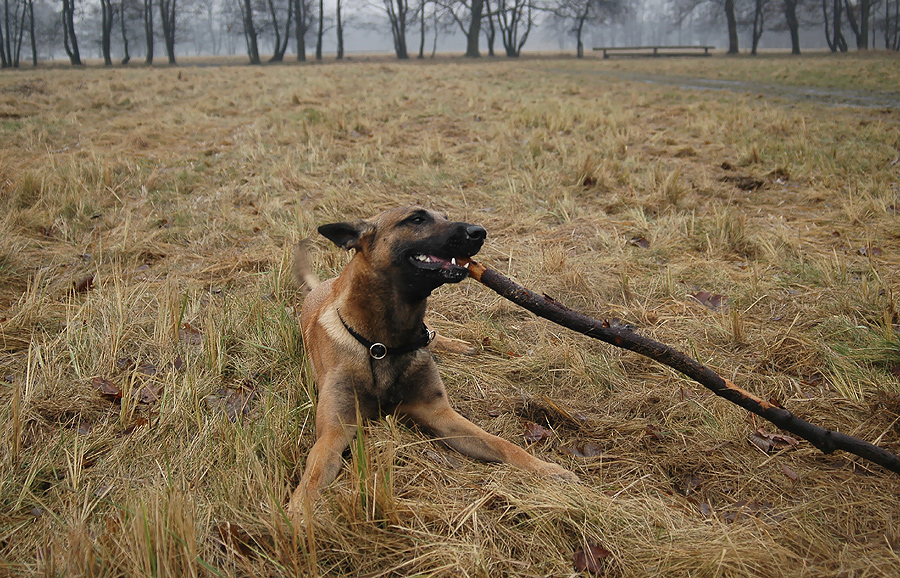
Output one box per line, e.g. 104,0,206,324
859,246,883,257
628,235,650,249
781,463,800,481
135,382,163,404
720,175,763,191
690,291,727,310
92,376,122,399
205,387,257,422
72,274,95,294
748,432,773,453
523,421,551,443
574,543,611,575
559,442,603,458
754,427,800,449
121,416,150,436
179,322,203,345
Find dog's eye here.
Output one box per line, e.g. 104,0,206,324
404,213,429,226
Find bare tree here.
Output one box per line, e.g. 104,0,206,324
822,0,848,51
143,0,153,62
887,0,900,48
158,0,176,62
238,0,259,62
1,0,31,67
749,0,772,54
120,0,133,62
417,0,425,56
292,0,314,59
313,0,321,56
843,0,872,48
62,0,81,64
672,0,738,54
783,0,800,52
384,0,411,57
548,0,623,57
335,0,343,56
266,0,293,60
28,0,37,64
483,0,495,53
494,0,536,56
437,0,485,56
100,0,115,64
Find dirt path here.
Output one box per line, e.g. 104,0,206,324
540,67,900,110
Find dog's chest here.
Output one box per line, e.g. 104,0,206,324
366,353,424,408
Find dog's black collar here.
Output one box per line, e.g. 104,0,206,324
337,310,435,360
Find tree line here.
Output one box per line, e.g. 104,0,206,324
1,0,898,68
677,0,899,54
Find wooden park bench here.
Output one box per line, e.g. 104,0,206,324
592,45,715,58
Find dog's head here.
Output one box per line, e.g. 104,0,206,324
318,207,486,300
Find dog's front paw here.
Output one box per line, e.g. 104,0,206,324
538,462,580,483
287,484,321,527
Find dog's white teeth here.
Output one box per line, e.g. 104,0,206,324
415,254,431,263
451,257,457,266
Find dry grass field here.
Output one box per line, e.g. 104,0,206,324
1,53,900,577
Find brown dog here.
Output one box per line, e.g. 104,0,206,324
288,207,577,517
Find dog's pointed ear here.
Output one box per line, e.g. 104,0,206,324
318,220,371,251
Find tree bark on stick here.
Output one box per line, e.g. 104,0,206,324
460,259,900,476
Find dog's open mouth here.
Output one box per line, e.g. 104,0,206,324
409,253,470,279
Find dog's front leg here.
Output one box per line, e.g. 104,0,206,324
400,386,579,483
288,399,358,518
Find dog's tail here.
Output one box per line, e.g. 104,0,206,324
292,240,320,293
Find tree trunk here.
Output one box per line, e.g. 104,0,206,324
62,0,82,65
144,0,153,64
240,0,260,64
784,0,801,54
294,0,306,60
386,0,409,59
485,0,496,55
0,3,6,68
844,0,870,50
315,0,323,59
101,0,114,65
752,0,765,54
465,0,483,57
574,7,587,58
28,0,36,65
120,0,131,63
2,0,11,67
335,0,343,59
158,0,176,64
834,0,847,51
430,7,437,56
725,0,739,53
267,0,292,61
14,0,27,65
417,0,425,58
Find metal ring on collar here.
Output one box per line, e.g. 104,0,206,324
369,343,388,359
426,328,436,344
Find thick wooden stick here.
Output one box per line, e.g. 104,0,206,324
461,259,900,475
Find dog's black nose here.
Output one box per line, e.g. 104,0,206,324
466,225,487,241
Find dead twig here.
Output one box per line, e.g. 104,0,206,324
461,258,900,476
